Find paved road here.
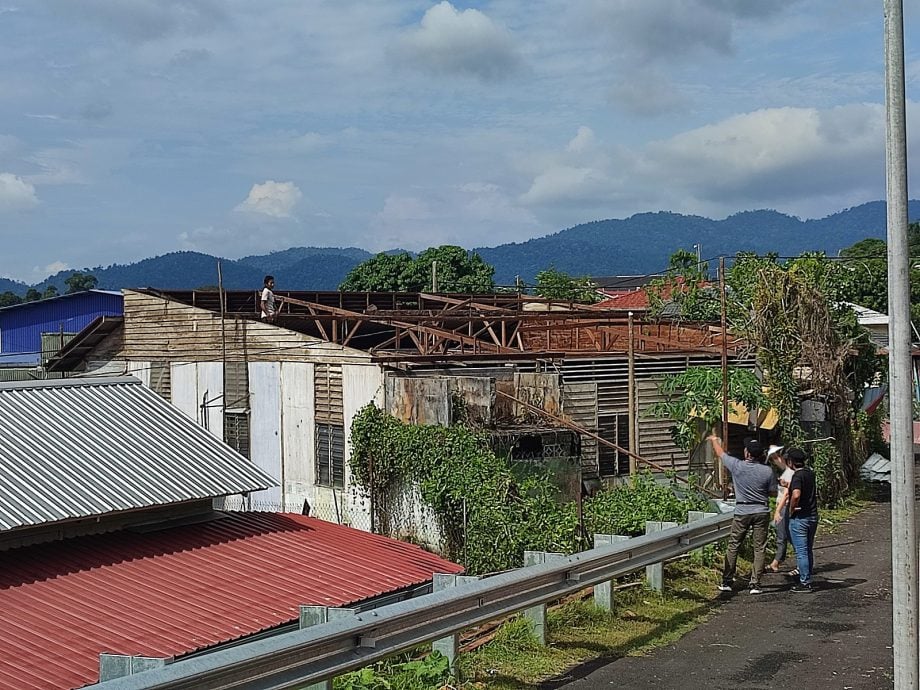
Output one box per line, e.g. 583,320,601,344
553,495,895,689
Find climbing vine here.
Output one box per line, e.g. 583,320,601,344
349,404,710,574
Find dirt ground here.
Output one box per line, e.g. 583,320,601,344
551,489,896,690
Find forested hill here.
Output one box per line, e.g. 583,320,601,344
478,200,920,284
6,200,919,295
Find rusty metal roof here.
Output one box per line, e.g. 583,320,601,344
0,377,275,532
0,511,463,690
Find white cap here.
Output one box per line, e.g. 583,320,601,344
767,444,784,457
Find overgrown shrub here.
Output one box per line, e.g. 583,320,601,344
349,404,711,574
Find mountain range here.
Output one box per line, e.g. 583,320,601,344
3,200,918,295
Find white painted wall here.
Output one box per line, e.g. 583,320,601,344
340,364,384,528
171,362,198,421
249,361,282,510
126,360,150,386
281,361,314,514
197,362,223,438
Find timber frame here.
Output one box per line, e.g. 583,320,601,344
140,289,741,361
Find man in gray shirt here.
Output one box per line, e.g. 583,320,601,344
709,435,778,594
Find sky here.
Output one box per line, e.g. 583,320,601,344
0,0,918,282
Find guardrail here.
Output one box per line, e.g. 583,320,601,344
94,510,733,690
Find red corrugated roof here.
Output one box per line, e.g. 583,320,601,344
594,290,650,309
0,512,462,690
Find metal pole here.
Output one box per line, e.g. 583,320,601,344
884,2,918,687
627,311,637,475
719,257,729,492
431,260,438,293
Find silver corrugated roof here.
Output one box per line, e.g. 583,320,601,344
0,376,277,532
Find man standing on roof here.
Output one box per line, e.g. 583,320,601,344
261,275,280,323
708,435,778,595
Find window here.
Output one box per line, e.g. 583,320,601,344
223,361,250,458
315,422,345,488
224,412,251,459
598,413,630,477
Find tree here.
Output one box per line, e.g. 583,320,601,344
0,291,22,307
65,272,98,293
534,268,600,303
338,252,415,292
647,248,719,321
24,288,42,302
42,285,59,299
339,246,495,293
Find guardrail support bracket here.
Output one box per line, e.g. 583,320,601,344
432,573,481,668
645,521,678,592
592,534,629,611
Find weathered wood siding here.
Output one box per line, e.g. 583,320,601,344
121,290,371,364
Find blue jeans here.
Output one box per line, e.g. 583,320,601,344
789,514,818,585
774,506,790,563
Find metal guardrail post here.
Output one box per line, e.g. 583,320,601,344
299,606,358,690
645,521,678,592
431,573,481,668
592,534,629,611
686,511,718,562
523,551,566,644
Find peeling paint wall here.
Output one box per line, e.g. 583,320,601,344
513,373,561,419
385,377,450,425
449,377,494,426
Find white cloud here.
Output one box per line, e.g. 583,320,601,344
234,180,302,218
640,104,888,206
0,173,38,210
43,261,69,274
394,1,520,81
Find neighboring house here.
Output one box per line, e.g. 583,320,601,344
846,302,890,349
48,289,748,537
591,275,659,300
0,377,461,690
0,290,123,373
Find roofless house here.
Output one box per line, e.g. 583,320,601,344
46,288,748,536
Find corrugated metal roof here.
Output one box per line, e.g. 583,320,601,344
0,377,275,532
0,511,463,690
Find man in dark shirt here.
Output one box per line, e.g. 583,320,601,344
709,435,778,594
787,447,818,592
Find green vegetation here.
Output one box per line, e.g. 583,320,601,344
647,367,768,451
64,271,98,293
533,268,600,303
339,246,495,293
460,561,722,688
349,404,709,574
647,248,717,321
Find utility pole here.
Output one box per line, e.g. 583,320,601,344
884,2,918,687
431,260,439,293
719,257,728,493
693,243,702,268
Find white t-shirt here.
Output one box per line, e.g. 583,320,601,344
778,467,795,503
261,287,276,318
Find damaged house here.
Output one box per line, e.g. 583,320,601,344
47,289,748,538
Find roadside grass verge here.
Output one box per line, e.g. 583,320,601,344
458,560,723,689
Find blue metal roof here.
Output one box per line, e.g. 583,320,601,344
0,290,123,364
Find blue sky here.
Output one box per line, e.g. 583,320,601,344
0,0,918,282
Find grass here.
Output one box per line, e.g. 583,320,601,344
458,560,723,689
458,482,882,690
